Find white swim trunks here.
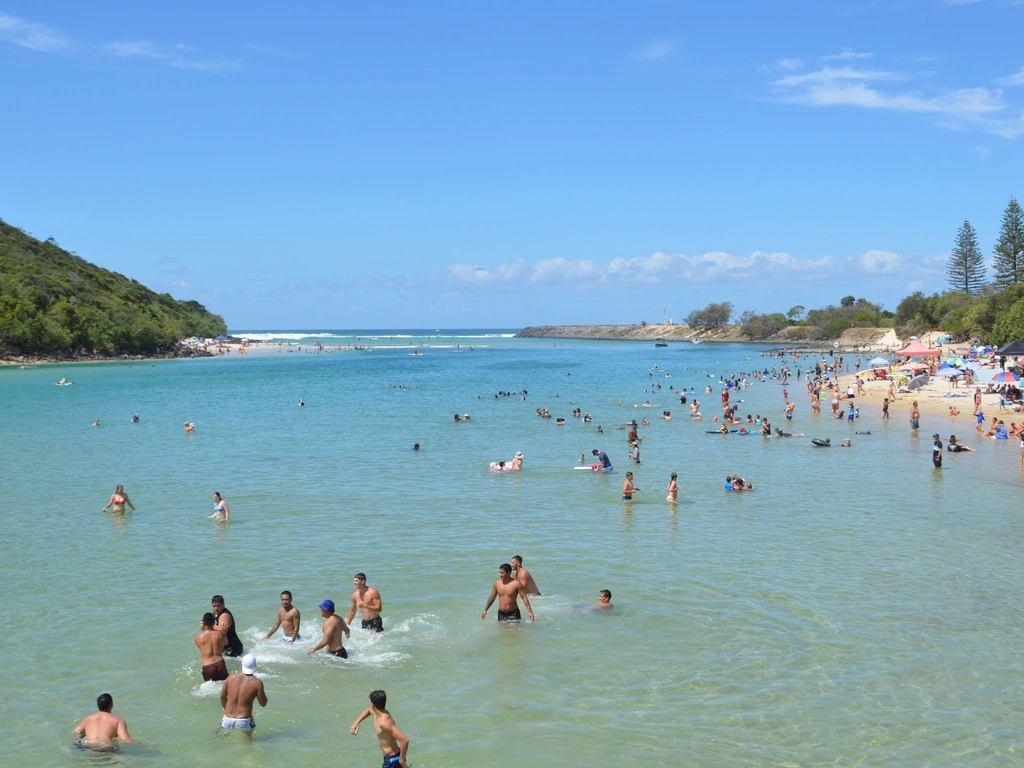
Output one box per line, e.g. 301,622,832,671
221,716,255,731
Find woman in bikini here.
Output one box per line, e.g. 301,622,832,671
210,492,230,521
102,484,135,513
666,472,678,504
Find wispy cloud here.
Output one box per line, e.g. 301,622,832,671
997,66,1024,87
0,11,69,52
771,62,1024,138
821,49,873,61
858,249,903,274
0,11,237,72
776,58,803,71
105,40,238,71
637,41,674,61
448,260,525,285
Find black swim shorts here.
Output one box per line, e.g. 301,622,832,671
497,608,522,623
362,616,384,633
328,647,348,658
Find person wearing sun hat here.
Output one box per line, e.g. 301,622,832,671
511,451,523,470
219,653,267,732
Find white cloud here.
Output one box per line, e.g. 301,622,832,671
777,58,803,70
637,41,674,61
858,250,903,274
771,63,1024,138
530,258,600,283
0,11,69,52
976,143,991,157
821,50,873,61
997,66,1024,87
448,260,524,285
105,40,238,71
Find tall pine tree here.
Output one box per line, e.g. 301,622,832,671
992,197,1024,286
947,219,986,294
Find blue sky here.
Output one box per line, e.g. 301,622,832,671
2,1,1023,329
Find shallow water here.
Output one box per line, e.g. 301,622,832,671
1,336,1022,767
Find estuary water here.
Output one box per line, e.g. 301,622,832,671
1,333,1022,767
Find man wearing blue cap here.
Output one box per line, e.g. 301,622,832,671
308,599,350,659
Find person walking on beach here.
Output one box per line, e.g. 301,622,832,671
73,693,135,749
102,484,135,513
481,563,534,622
622,471,638,501
195,612,228,681
211,595,244,657
263,591,301,643
511,555,540,595
667,472,679,503
308,600,350,657
932,433,943,468
974,386,983,415
220,654,267,732
347,574,384,632
910,401,920,432
349,690,411,768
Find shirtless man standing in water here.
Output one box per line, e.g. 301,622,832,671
308,600,350,658
347,573,384,632
511,555,540,596
481,563,534,622
263,590,301,642
73,693,135,749
220,654,267,732
350,690,411,768
195,612,228,681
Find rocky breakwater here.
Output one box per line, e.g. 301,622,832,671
517,324,745,341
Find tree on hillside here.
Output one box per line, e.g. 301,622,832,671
947,219,986,295
786,305,805,323
993,197,1024,286
685,302,733,331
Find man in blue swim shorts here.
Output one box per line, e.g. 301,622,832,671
350,690,411,768
591,448,613,471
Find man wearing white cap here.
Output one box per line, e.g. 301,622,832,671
220,653,267,732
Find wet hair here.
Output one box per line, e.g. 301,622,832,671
671,472,677,480
213,492,222,500
499,563,512,575
211,595,224,605
369,690,387,709
202,612,216,628
599,590,612,600
626,471,633,477
354,573,366,582
116,484,124,491
281,590,292,599
511,556,522,565
592,449,600,455
97,693,113,712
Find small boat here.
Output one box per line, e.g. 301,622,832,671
654,342,668,348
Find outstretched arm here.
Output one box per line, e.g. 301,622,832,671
349,706,372,735
264,615,282,639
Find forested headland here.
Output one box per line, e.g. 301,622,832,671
0,218,227,358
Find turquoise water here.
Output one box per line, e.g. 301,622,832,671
2,336,1022,767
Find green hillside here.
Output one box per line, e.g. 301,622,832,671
0,218,226,356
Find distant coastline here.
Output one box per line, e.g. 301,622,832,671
517,323,901,349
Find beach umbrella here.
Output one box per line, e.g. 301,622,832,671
898,362,929,372
963,361,982,371
908,374,929,390
996,340,1024,356
991,370,1021,383
934,367,963,378
945,356,966,367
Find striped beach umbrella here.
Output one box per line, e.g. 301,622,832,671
990,370,1020,383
